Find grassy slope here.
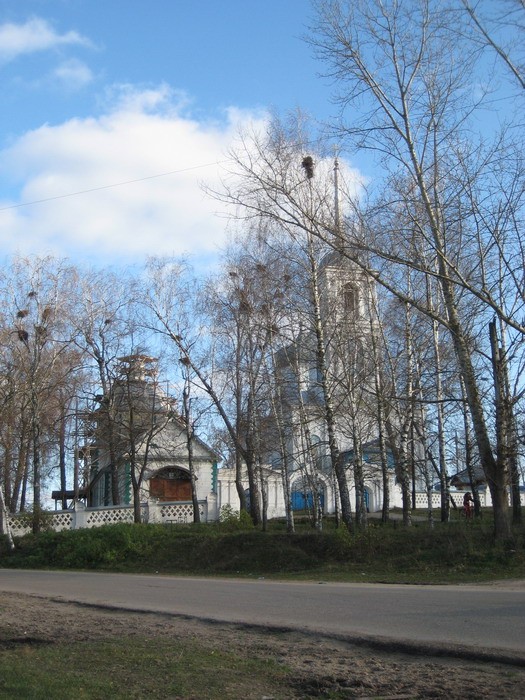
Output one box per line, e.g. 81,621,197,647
1,514,524,583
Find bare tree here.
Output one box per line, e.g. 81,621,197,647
212,122,359,529
461,0,525,91
112,354,171,523
0,257,80,531
179,358,201,524
310,0,521,538
142,257,267,525
71,269,138,505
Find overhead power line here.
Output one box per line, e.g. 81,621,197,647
0,160,227,212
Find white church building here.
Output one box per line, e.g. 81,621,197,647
11,248,487,536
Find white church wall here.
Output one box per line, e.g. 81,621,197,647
217,467,287,520
217,464,407,518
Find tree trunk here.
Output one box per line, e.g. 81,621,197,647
31,409,41,534
416,160,511,539
0,485,15,550
234,451,248,513
386,417,412,527
59,410,68,510
307,231,353,531
182,374,201,524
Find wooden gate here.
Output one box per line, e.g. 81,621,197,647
149,467,192,501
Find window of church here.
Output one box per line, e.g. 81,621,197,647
343,283,359,315
308,365,323,386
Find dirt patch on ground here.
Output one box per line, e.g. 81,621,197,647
1,591,524,699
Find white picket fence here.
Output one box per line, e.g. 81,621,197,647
3,490,518,538
413,491,491,509
4,500,208,537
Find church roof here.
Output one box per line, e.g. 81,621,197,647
319,248,361,272
449,466,486,488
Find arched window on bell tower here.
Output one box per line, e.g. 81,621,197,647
343,282,359,317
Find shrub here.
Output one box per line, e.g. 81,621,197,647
238,509,255,529
218,505,254,531
219,504,239,523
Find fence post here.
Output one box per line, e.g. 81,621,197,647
72,501,89,530
146,499,161,524
206,493,217,522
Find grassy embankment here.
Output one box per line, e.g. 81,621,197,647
0,512,524,699
1,510,524,583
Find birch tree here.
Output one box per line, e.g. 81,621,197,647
111,354,171,524
311,0,520,538
142,256,277,526
71,269,138,505
461,0,525,91
213,121,357,529
180,357,202,524
0,257,80,531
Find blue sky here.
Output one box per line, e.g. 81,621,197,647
0,1,341,268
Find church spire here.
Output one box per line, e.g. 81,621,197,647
333,149,345,253
334,152,341,235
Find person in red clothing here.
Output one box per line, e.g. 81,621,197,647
463,491,474,519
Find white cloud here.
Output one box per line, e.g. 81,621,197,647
0,86,263,266
102,83,185,114
53,59,94,89
0,17,91,63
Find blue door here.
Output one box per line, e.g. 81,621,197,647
291,490,325,511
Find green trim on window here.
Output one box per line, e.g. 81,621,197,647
212,461,218,494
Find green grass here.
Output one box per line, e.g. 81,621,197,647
0,636,292,700
1,511,524,583
0,514,524,699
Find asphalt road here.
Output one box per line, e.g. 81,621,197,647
1,569,524,657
